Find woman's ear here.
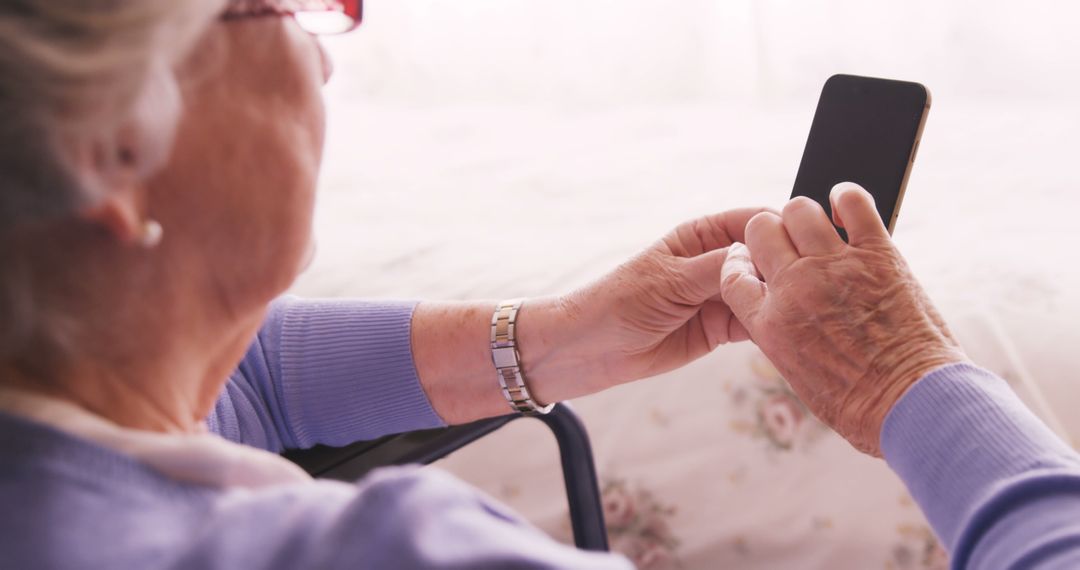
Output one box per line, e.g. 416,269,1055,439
71,134,147,245
71,62,180,245
79,191,144,244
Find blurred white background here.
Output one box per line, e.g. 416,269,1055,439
298,0,1080,424
292,2,1080,567
320,0,1080,105
301,1,1080,326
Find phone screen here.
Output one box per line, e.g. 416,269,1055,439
791,74,929,238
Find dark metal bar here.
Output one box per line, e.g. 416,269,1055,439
533,404,609,552
283,403,608,552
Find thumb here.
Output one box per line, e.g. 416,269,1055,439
678,246,730,304
720,243,767,330
829,182,890,246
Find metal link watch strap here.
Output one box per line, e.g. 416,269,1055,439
491,298,554,415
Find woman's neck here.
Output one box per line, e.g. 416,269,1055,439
0,308,265,434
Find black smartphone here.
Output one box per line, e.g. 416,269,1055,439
791,74,931,239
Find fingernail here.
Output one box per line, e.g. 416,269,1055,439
831,181,864,198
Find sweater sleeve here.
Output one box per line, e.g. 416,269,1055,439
207,297,446,452
881,363,1080,569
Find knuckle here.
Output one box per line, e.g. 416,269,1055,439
670,269,708,305
721,268,746,290
744,211,778,240
636,253,705,306
861,235,897,251
783,196,821,218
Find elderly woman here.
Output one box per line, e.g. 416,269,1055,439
0,1,765,568
3,2,1078,570
722,183,1080,569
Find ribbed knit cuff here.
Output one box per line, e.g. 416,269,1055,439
881,363,1077,553
271,298,446,448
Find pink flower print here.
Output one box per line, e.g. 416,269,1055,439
601,478,680,567
602,483,638,530
758,392,805,449
641,506,675,539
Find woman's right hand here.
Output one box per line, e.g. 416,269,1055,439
719,182,969,456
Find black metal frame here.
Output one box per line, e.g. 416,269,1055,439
283,402,609,552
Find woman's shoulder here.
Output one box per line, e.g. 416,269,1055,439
0,409,195,491
0,411,219,567
1,429,622,570
198,466,627,570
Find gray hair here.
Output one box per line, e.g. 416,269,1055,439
0,0,225,379
0,0,225,230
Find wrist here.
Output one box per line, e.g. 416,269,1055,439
514,295,601,404
844,343,970,456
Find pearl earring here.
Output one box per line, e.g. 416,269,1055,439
138,219,163,249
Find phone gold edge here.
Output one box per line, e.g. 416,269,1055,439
888,85,933,235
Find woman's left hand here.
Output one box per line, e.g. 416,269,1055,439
519,208,769,402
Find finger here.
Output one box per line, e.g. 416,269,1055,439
706,247,762,303
720,243,768,332
715,207,780,248
677,247,730,304
781,196,846,257
829,182,890,247
744,212,799,282
663,207,778,257
698,300,751,346
728,313,751,342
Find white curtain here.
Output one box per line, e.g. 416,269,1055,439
323,0,1080,106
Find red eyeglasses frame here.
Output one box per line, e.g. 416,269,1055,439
222,0,363,34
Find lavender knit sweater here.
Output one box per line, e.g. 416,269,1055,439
1,297,1079,568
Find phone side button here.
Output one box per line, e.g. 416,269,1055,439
911,139,920,163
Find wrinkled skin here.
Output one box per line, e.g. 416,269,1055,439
720,183,969,456
523,208,769,401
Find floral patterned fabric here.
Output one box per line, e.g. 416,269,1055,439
433,310,1066,569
